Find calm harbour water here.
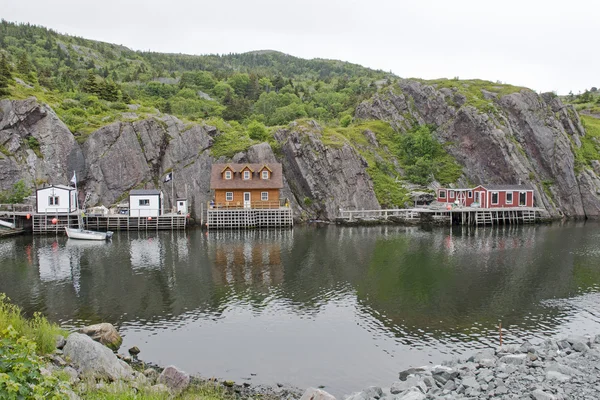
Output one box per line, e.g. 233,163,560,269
2,223,600,395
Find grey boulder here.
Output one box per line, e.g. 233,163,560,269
63,333,133,381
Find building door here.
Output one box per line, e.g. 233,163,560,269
474,191,483,207
244,192,251,208
519,192,526,206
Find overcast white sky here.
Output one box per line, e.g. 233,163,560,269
2,0,598,94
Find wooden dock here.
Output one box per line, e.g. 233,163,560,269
206,207,293,229
84,214,186,231
1,204,186,234
338,207,544,226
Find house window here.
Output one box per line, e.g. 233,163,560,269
139,199,150,206
261,192,269,201
439,190,446,199
262,170,269,179
468,191,473,198
449,190,455,199
243,171,250,180
48,196,59,205
226,192,233,202
506,192,513,204
491,192,499,205
225,170,232,180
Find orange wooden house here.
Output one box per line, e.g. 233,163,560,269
210,163,284,209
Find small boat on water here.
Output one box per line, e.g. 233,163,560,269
65,227,113,241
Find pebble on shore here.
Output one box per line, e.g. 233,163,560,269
303,335,600,400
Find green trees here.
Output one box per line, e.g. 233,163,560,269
81,70,99,94
0,53,11,97
247,120,269,141
0,180,32,204
398,125,462,185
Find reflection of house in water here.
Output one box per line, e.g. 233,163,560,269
209,230,292,286
130,236,163,271
37,241,84,294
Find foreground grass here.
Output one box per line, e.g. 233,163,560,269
83,381,229,400
0,293,68,354
0,293,231,400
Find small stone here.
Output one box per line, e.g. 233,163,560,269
143,368,159,383
546,371,571,382
532,388,557,400
399,367,428,381
499,354,527,365
63,366,79,383
362,386,383,399
461,376,479,389
128,346,141,355
79,323,123,351
495,384,508,395
55,335,66,350
299,387,336,400
442,380,456,391
157,365,190,392
396,387,425,400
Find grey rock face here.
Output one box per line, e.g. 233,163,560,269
157,365,190,392
356,80,600,218
0,98,81,191
63,333,133,381
274,122,380,220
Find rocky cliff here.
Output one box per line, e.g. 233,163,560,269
0,98,377,220
1,82,600,220
356,80,600,218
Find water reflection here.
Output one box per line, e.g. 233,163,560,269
1,223,600,395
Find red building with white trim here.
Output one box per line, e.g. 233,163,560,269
437,184,534,208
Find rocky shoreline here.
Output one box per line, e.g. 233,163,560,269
50,323,600,400
47,322,301,399
306,335,600,400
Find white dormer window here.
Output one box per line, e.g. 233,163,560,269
243,171,250,180
262,170,269,179
225,170,232,180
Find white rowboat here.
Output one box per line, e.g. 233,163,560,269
65,227,113,241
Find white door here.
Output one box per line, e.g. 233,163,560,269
244,192,251,208
474,191,480,206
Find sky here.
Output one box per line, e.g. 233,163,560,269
1,0,598,94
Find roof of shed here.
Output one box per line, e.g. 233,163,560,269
130,189,162,196
210,163,283,189
481,184,534,191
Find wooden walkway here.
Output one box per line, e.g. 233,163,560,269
338,207,544,226
85,214,186,231
1,204,186,234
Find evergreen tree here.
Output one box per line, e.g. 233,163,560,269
0,53,12,97
17,53,31,75
81,70,99,94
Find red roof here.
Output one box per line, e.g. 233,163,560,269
210,163,284,190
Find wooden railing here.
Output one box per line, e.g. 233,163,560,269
208,199,289,210
0,204,34,212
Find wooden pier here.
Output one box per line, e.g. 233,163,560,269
206,206,293,229
338,207,544,226
84,214,186,231
1,204,187,234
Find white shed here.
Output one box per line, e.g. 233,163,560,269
36,185,78,214
129,189,163,217
176,198,188,215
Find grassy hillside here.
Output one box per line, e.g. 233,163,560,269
0,20,468,207
0,20,388,138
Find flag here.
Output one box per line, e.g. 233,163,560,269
70,172,77,186
164,172,173,183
